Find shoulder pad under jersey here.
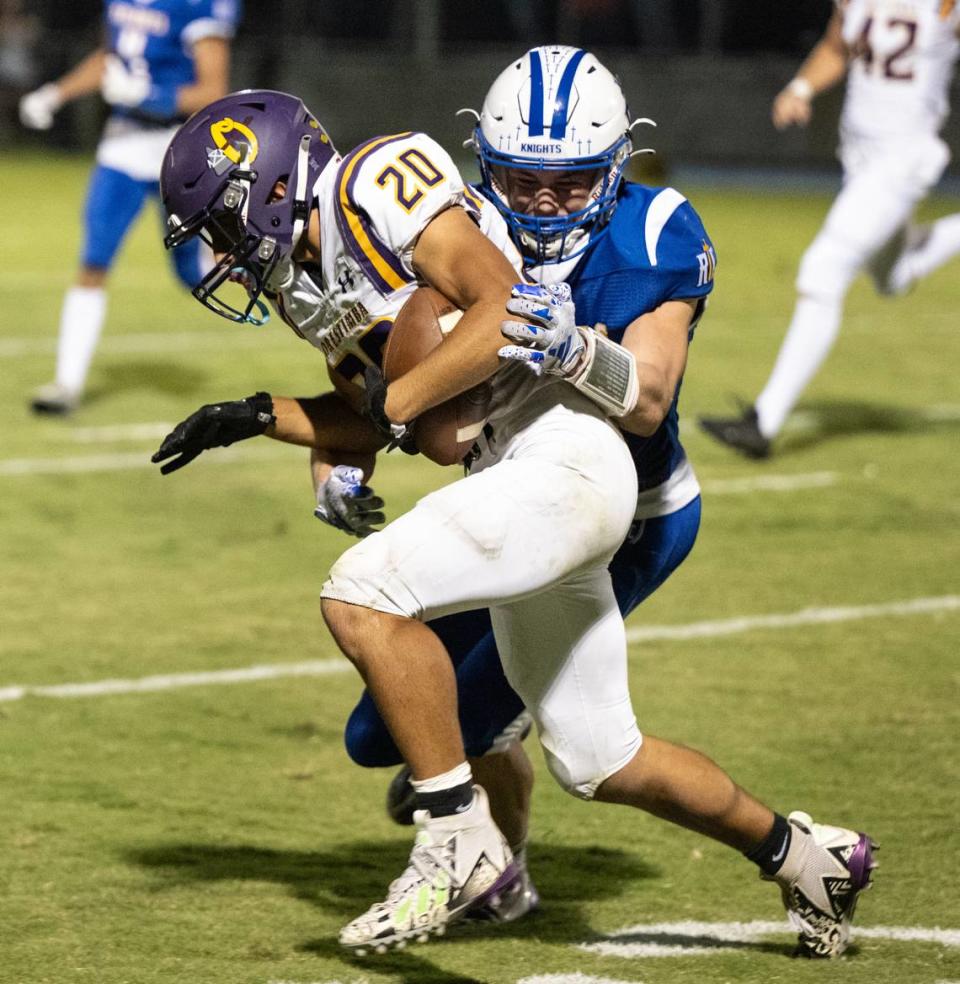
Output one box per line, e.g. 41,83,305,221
642,188,717,300
334,132,468,294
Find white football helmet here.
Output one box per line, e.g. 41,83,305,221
469,46,646,265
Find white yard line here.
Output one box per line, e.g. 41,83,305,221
520,977,642,984
680,403,960,437
0,442,297,476
2,595,956,704
0,330,275,358
779,404,960,430
68,423,175,443
267,979,371,984
0,439,842,493
0,659,350,704
625,594,960,643
701,471,836,494
578,920,960,959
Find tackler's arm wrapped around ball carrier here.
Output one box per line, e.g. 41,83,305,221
499,282,698,437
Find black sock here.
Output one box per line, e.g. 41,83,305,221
744,813,792,876
414,781,474,818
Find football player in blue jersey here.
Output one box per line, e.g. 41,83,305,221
346,46,878,953
20,0,240,415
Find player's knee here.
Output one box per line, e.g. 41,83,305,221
343,704,401,768
542,748,608,800
796,237,860,300
538,718,643,801
322,539,421,621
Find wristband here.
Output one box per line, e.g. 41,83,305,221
786,77,814,101
245,391,276,431
568,329,639,418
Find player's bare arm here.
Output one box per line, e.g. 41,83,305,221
383,206,523,424
773,9,849,129
269,392,385,453
614,298,696,437
19,46,108,129
176,37,231,116
52,47,109,102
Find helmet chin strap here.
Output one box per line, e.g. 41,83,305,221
290,134,312,253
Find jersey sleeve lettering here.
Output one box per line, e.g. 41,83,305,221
334,132,471,293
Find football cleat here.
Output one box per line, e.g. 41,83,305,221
466,853,540,923
771,810,878,959
385,765,417,827
30,382,79,416
698,406,771,459
340,785,518,954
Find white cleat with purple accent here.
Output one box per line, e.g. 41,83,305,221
771,810,879,959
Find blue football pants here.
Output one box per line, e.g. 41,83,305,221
81,163,203,288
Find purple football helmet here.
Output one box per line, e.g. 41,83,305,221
161,89,338,324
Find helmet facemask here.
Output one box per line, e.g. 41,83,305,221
478,135,630,265
469,46,646,266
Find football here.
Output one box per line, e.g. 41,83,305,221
383,286,492,466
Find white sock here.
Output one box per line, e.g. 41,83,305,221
755,294,842,439
893,213,960,291
54,286,107,395
409,761,473,795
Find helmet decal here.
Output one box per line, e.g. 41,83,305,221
208,117,259,171
548,48,586,139
528,50,545,136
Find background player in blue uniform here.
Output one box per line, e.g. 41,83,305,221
20,0,239,414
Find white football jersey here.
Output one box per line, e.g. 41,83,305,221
838,0,960,140
270,130,558,426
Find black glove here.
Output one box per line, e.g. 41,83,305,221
151,392,275,474
362,365,418,455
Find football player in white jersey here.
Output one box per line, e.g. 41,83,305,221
154,85,877,959
700,0,960,456
19,0,239,415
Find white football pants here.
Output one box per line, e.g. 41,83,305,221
756,132,950,439
322,391,640,799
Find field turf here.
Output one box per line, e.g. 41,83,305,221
1,150,958,984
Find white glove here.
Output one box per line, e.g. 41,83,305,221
498,282,586,377
19,83,62,130
314,465,386,538
101,54,151,108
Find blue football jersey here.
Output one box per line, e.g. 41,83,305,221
563,182,716,491
104,0,240,123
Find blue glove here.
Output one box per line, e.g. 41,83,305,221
314,465,385,538
498,282,585,377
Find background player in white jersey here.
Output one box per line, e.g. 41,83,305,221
19,0,239,415
700,0,960,457
155,79,877,959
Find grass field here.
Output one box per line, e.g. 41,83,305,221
1,149,959,984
